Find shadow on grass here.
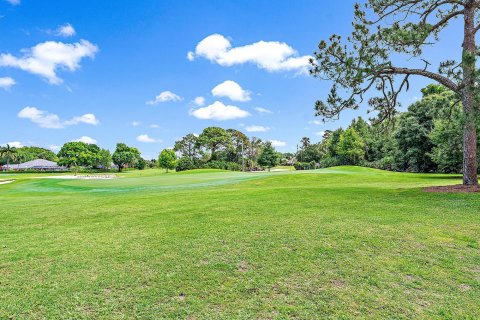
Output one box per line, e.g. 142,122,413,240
417,175,462,180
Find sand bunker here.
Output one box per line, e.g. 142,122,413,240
0,180,14,185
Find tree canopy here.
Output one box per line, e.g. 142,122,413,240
257,142,279,171
112,143,140,172
57,142,100,172
158,149,177,173
310,0,480,185
197,127,231,161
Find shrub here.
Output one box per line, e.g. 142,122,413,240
294,162,315,170
226,162,242,171
319,156,342,168
176,157,195,172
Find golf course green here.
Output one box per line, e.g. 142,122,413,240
0,167,479,319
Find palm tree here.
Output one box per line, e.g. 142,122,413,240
0,144,18,170
300,137,311,149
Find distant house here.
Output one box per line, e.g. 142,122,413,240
2,159,66,171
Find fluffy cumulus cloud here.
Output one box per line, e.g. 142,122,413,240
246,125,270,132
188,34,312,73
190,101,250,121
254,107,273,114
73,136,97,144
193,96,205,106
18,106,99,129
136,134,161,143
270,140,287,147
147,91,183,105
0,77,15,90
316,131,326,136
211,80,251,102
0,40,98,84
56,23,76,37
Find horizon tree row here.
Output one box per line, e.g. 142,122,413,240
294,84,480,174
171,126,281,172
1,127,283,173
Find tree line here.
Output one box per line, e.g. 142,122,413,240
310,0,480,185
172,127,280,172
1,127,282,173
294,84,480,174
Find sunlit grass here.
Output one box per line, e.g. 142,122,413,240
0,167,478,319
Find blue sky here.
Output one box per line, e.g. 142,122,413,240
0,0,462,159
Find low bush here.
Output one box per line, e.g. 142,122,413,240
294,161,318,170
176,158,243,172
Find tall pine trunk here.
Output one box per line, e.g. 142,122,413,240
462,2,478,185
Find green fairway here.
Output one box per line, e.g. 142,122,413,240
0,167,479,319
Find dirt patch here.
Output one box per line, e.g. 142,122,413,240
237,260,250,273
331,279,347,289
459,284,472,292
423,185,480,193
175,292,186,301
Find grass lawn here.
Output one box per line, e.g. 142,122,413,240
0,167,479,319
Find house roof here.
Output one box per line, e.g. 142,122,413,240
19,159,60,168
5,159,61,169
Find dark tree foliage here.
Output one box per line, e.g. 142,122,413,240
257,142,279,171
173,129,281,172
57,142,100,169
112,143,140,172
310,0,480,185
174,133,199,160
226,129,249,163
135,157,147,170
196,127,231,161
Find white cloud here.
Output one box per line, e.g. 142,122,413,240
246,125,270,132
270,140,287,147
5,0,20,5
0,40,98,84
211,80,251,102
18,106,99,129
193,96,205,106
49,145,61,152
188,34,312,73
190,101,250,121
0,77,15,90
131,121,141,127
309,119,322,125
65,113,99,126
254,107,273,114
73,136,97,144
146,91,183,105
56,23,76,37
150,124,159,128
316,131,326,136
136,134,161,143
1,141,23,148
